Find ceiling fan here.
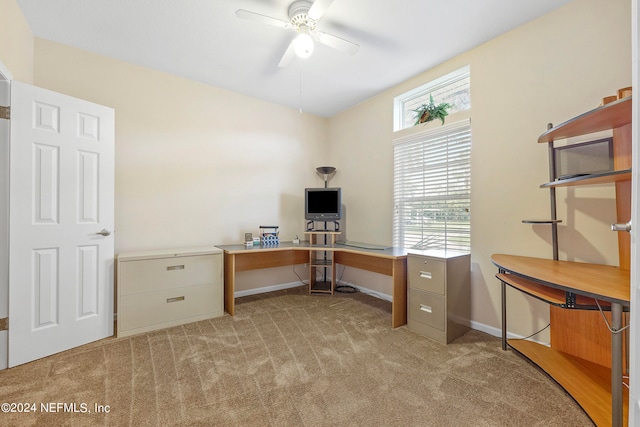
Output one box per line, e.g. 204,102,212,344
235,0,359,67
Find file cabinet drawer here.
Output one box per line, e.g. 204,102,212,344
118,283,221,333
119,254,220,295
408,255,445,295
408,288,445,331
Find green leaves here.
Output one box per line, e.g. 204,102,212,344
412,94,451,126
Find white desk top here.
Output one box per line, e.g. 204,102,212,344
117,246,222,261
216,241,407,259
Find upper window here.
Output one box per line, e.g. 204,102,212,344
393,66,470,132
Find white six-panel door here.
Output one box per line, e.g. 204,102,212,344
8,81,114,367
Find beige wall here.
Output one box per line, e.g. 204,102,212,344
30,40,329,291
32,40,329,253
329,0,631,338
0,0,33,82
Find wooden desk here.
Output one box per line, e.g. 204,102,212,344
492,254,630,427
217,242,408,328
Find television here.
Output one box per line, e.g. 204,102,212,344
305,187,342,221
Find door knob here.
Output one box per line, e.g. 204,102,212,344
95,229,111,236
611,221,631,232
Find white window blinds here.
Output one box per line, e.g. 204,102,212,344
393,119,471,252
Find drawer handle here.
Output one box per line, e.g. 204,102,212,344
166,296,185,303
419,271,432,279
419,304,432,313
166,265,185,271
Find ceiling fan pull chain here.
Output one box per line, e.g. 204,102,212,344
299,66,304,114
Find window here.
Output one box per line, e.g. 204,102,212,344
393,119,471,252
393,66,470,132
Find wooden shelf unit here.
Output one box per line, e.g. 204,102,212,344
496,96,632,427
494,256,630,427
305,231,341,294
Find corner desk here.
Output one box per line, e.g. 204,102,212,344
216,242,408,328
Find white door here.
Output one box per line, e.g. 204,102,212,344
8,81,114,367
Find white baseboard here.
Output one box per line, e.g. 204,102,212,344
234,281,306,298
469,320,502,338
233,279,393,301
338,281,392,302
470,320,549,346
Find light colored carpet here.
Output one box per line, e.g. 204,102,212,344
0,286,592,426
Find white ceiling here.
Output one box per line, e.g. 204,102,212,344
16,0,572,117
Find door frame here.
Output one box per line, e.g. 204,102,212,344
630,0,639,423
0,59,13,370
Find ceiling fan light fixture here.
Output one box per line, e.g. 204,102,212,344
294,32,314,58
237,0,359,67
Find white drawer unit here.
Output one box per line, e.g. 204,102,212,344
116,247,223,337
406,251,470,344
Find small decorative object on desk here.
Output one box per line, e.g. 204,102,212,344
617,86,632,99
413,94,451,126
601,87,632,106
259,225,279,245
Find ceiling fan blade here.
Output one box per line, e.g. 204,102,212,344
315,31,359,55
235,9,289,29
278,40,297,67
308,0,335,20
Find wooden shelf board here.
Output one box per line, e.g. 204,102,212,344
491,254,630,305
498,274,566,305
497,273,608,308
508,339,628,427
540,169,631,188
538,97,632,143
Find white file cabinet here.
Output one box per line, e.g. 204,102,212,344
116,247,223,337
407,251,470,344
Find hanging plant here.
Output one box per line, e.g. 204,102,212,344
412,95,451,126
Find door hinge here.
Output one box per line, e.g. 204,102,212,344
0,105,9,120
0,317,7,331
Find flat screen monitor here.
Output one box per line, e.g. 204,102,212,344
305,187,341,221
554,137,613,180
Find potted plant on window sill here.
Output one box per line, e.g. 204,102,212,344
413,95,451,126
